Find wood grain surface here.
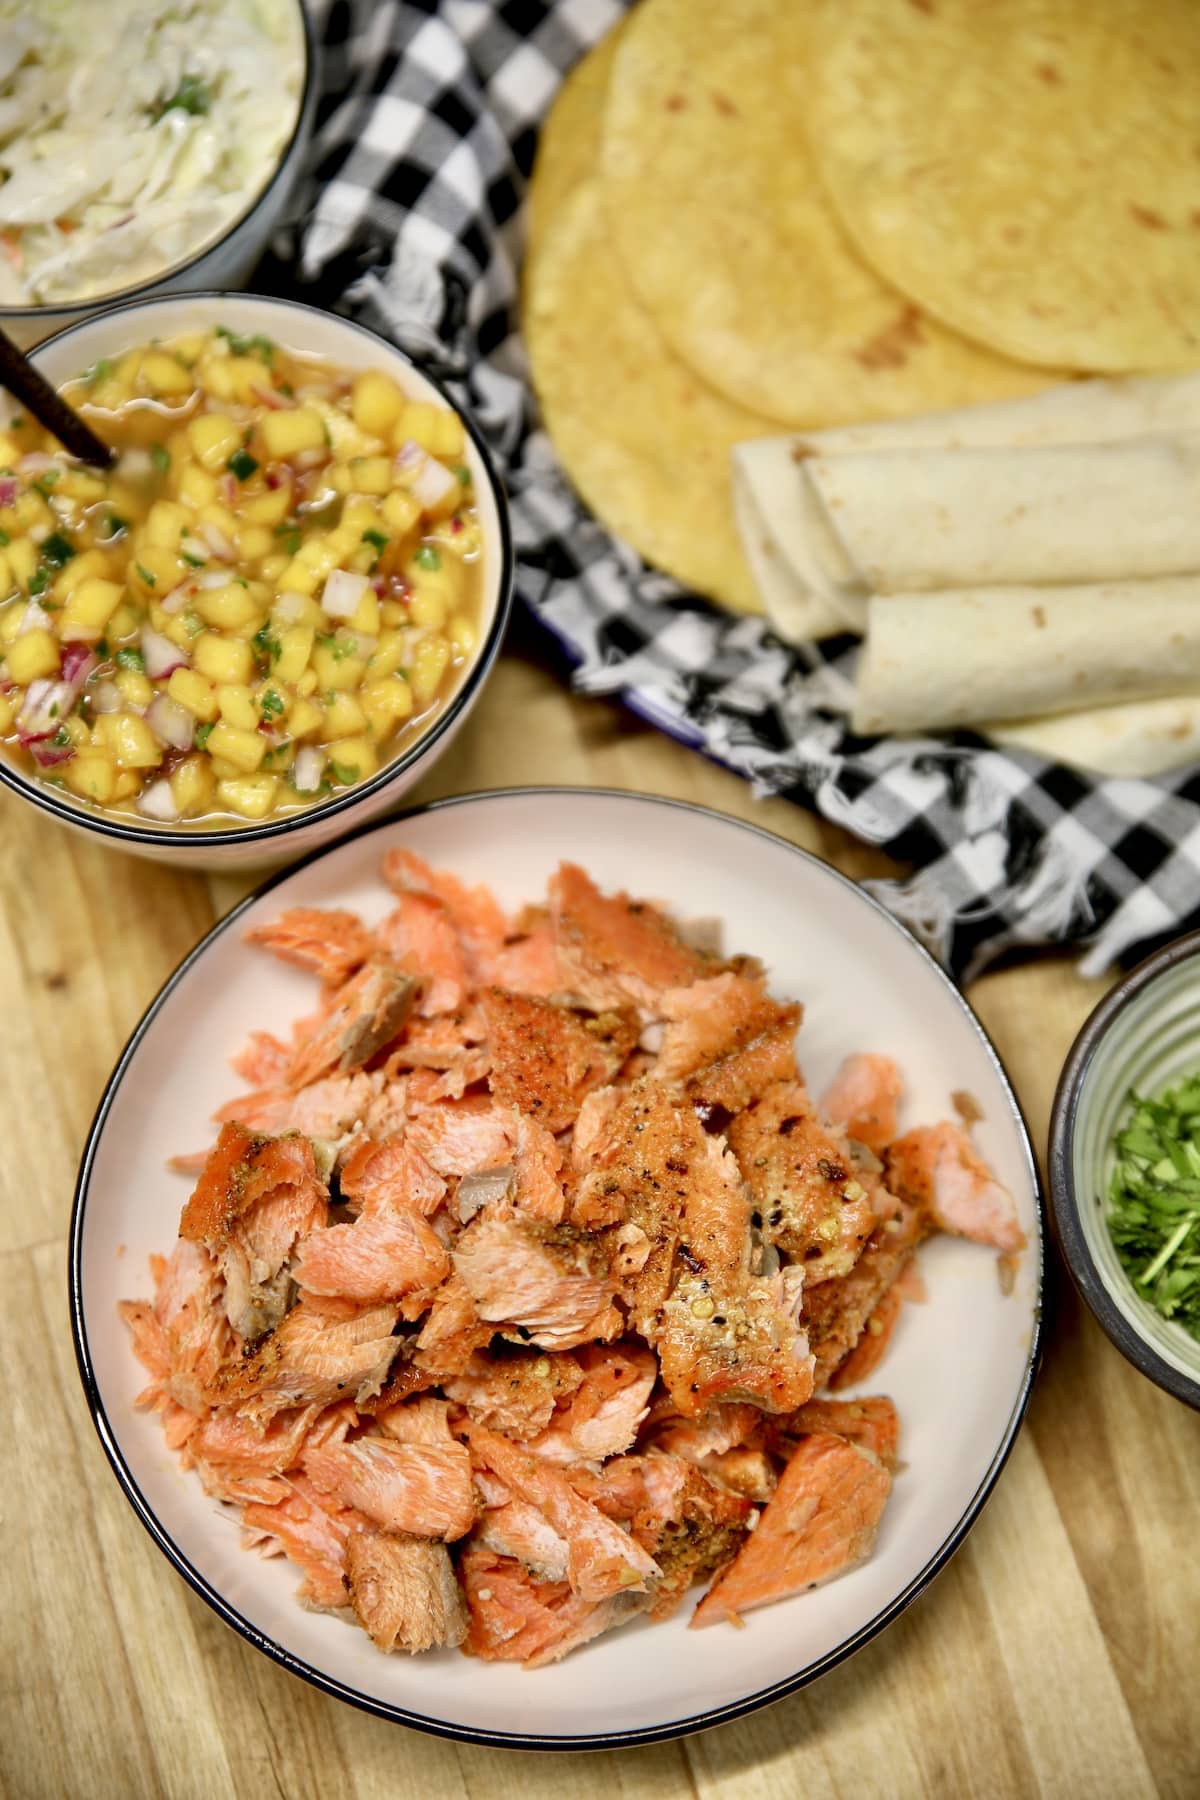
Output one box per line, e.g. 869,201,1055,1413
4,632,1198,1798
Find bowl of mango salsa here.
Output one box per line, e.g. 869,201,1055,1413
0,294,512,866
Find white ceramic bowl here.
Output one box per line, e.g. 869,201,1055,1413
1049,934,1200,1410
0,293,513,870
71,790,1043,1748
0,2,318,350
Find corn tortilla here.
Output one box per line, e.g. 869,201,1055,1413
599,0,1056,429
526,25,624,268
805,0,1200,373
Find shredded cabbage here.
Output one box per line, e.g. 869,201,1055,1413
0,0,303,306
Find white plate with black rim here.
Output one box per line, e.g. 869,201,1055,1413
70,788,1043,1748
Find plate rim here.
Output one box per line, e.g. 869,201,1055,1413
68,785,1045,1749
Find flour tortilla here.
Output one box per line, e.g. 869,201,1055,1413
600,0,1056,430
990,696,1200,779
853,579,1200,735
732,374,1200,639
806,0,1200,372
524,181,768,614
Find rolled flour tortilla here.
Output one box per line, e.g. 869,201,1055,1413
989,694,1200,779
733,372,1200,638
853,577,1200,735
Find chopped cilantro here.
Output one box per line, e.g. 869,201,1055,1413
1107,1076,1200,1342
215,326,276,364
181,551,205,568
9,416,23,429
115,647,144,671
227,448,258,482
51,725,70,748
153,74,211,120
104,512,128,539
274,524,302,555
252,624,281,665
34,469,61,494
28,569,49,596
134,562,156,588
0,529,9,546
41,531,75,569
150,443,170,474
332,637,356,662
323,689,337,705
362,529,389,554
85,358,113,386
194,722,214,750
95,638,109,658
453,465,472,485
414,545,441,571
260,689,285,719
330,760,360,786
182,612,203,638
278,382,294,398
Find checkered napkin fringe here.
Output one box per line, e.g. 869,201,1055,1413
265,0,1200,982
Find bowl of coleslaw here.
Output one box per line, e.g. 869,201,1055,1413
0,0,316,347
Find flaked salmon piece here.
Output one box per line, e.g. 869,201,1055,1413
887,1122,1025,1253
726,1080,875,1283
820,1053,903,1156
473,1480,572,1583
829,1285,906,1390
407,1096,516,1179
119,1298,170,1384
407,1053,491,1108
647,1402,763,1463
525,1344,657,1464
458,1548,648,1666
375,1395,455,1445
214,1071,380,1140
195,1463,290,1508
550,862,713,1012
412,1272,492,1378
294,1210,449,1306
382,1009,485,1072
190,1404,319,1479
241,1471,360,1609
339,1134,447,1219
442,1348,583,1439
512,1112,567,1224
375,893,469,1016
770,1396,901,1472
211,1300,400,1422
481,987,639,1133
571,1086,622,1171
344,1529,468,1653
804,1203,927,1390
579,1451,752,1622
305,1437,476,1541
463,1423,661,1600
452,1215,620,1352
383,849,509,970
692,1433,891,1627
230,1030,292,1089
151,1237,232,1416
698,1447,777,1503
481,921,565,998
685,1015,803,1117
179,1122,328,1339
655,973,799,1087
287,960,419,1089
245,907,377,986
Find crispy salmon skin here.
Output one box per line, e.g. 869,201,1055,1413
122,855,1022,1665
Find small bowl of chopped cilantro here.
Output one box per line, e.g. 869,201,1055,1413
1050,936,1200,1409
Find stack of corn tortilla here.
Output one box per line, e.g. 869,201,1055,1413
522,0,1200,777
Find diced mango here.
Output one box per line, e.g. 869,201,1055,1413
59,577,124,642
216,684,260,732
275,625,314,684
410,635,451,706
188,414,243,471
178,462,218,509
259,407,326,459
325,735,378,782
409,590,446,631
53,550,112,602
351,371,405,437
7,628,60,683
6,538,37,589
143,499,189,550
362,676,414,740
320,692,367,740
381,488,421,537
140,351,194,396
236,525,274,561
0,691,12,732
312,643,367,693
195,582,260,630
347,455,391,496
207,720,266,773
217,773,280,819
193,633,253,685
97,712,162,768
170,753,217,817
128,545,182,596
167,666,219,721
449,613,476,653
116,668,153,711
288,696,324,739
367,633,409,679
240,486,292,526
349,591,380,637
64,753,117,803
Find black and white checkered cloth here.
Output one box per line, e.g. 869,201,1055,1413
263,0,1200,981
